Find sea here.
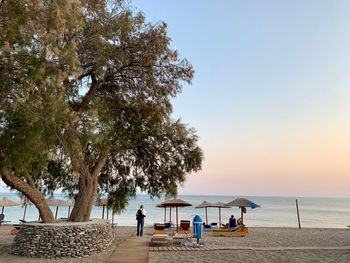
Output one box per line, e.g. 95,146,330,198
1,192,349,229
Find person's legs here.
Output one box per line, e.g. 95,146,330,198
140,218,144,236
137,220,141,236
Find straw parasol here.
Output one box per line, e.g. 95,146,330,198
0,197,20,214
225,198,261,224
95,198,109,219
156,198,192,231
195,201,215,224
210,202,232,227
46,199,74,219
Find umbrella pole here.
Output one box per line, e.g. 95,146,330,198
107,209,109,220
241,207,244,224
164,207,166,224
23,204,27,221
170,207,172,225
219,207,221,227
68,206,71,218
102,205,105,219
55,206,59,220
176,207,179,232
205,207,208,225
1,206,4,214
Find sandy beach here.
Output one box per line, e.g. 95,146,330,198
1,225,350,262
149,227,350,263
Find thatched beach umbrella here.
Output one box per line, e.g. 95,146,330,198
195,201,215,225
157,198,192,231
210,202,231,227
0,197,20,214
225,198,260,224
46,199,74,219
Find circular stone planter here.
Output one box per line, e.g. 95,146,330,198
11,219,114,258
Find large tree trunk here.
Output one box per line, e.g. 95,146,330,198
68,147,110,222
69,172,98,222
1,168,55,223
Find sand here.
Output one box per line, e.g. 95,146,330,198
1,226,350,262
149,227,350,263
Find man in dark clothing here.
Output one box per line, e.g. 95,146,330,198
136,204,146,236
229,215,237,228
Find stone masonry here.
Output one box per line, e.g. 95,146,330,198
11,219,114,258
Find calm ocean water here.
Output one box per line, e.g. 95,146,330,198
0,192,349,228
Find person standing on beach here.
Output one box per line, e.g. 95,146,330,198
136,204,146,236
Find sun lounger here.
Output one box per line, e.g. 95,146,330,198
209,225,248,237
150,234,172,245
179,220,191,235
154,223,166,234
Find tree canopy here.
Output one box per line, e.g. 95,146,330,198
0,0,203,222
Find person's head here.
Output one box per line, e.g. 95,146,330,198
230,215,234,218
140,204,144,209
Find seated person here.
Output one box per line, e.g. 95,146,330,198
229,215,237,228
237,217,244,226
203,222,211,229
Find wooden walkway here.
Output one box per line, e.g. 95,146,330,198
106,236,149,263
150,246,210,251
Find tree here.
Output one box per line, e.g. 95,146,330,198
0,0,203,222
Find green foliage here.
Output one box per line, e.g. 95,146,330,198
0,0,203,215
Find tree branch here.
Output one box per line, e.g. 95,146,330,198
25,173,36,189
1,167,55,222
73,73,100,112
92,146,111,178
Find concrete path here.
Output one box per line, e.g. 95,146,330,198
106,236,149,263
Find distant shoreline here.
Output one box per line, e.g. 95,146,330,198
1,191,350,199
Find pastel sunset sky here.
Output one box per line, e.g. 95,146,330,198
1,1,349,198
132,0,350,197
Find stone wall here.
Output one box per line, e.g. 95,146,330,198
11,219,114,258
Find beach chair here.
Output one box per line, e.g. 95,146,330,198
179,220,191,235
150,233,172,245
210,222,218,228
154,223,166,234
150,234,172,245
209,225,248,237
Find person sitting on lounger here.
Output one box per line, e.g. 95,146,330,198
229,215,237,228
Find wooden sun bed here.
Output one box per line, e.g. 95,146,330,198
209,226,248,237
150,234,172,245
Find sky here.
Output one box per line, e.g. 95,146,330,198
131,0,350,197
1,1,349,197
